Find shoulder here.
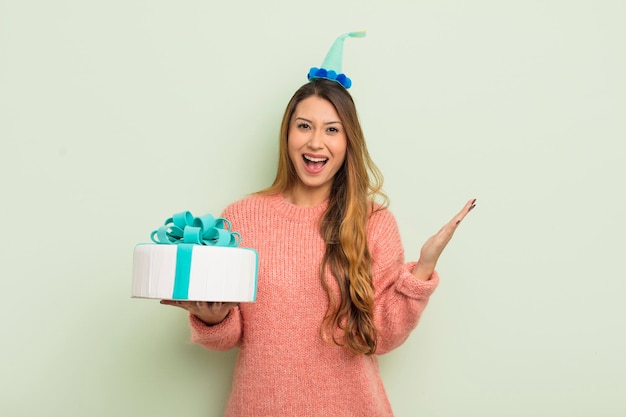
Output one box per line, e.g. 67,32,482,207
223,193,275,214
367,203,405,262
367,203,400,236
367,204,401,242
221,193,279,226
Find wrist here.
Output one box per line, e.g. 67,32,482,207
195,311,229,326
413,259,435,282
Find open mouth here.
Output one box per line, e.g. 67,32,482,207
303,154,328,170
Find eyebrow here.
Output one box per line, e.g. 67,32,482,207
295,117,342,125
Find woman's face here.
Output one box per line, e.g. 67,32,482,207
286,95,347,205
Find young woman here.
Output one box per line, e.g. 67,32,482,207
162,78,476,416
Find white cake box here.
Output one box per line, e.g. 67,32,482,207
132,210,258,302
132,243,258,302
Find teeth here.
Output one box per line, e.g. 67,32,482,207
304,155,328,163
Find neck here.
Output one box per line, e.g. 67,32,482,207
283,183,330,207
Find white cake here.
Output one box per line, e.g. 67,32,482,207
132,243,258,302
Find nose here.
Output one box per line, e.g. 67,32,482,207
308,129,324,150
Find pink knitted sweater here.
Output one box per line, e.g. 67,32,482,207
189,194,439,416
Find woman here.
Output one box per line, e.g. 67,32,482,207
162,78,475,415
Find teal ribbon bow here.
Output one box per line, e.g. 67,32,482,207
151,211,241,247
150,211,241,299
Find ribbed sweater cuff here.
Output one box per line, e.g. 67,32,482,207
189,307,239,342
396,262,439,299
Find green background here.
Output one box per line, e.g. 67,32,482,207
1,0,624,416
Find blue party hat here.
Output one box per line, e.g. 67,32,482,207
307,31,366,89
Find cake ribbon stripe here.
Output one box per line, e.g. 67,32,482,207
149,211,242,299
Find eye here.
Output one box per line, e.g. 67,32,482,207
327,126,340,133
297,122,310,130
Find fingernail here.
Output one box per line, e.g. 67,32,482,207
469,204,476,211
472,198,477,204
456,220,461,225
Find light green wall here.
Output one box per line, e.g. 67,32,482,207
1,1,624,416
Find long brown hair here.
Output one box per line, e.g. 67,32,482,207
259,78,387,355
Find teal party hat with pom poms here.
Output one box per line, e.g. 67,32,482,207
307,31,366,89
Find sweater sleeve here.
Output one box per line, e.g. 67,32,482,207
369,208,439,355
188,306,243,351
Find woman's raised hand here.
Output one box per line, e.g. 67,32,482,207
413,198,476,281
